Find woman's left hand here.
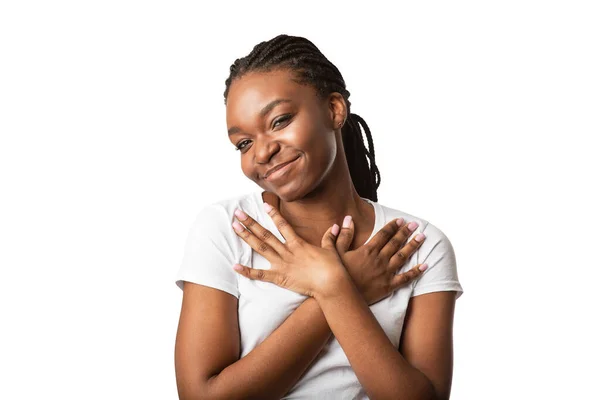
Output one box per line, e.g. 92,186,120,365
231,202,346,298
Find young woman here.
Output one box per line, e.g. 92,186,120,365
175,34,463,400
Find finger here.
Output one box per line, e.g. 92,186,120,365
232,217,282,261
234,207,287,255
262,202,304,248
387,227,426,272
362,218,403,254
321,224,339,251
232,263,276,283
380,220,419,261
335,215,354,254
390,263,428,290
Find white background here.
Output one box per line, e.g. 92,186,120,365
1,1,598,399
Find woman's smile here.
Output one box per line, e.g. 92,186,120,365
264,155,301,182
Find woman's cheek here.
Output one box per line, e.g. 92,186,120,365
240,159,255,181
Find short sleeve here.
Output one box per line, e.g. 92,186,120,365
411,222,463,299
175,204,240,298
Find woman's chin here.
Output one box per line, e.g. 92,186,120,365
266,181,307,202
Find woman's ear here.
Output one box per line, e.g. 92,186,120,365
327,92,347,129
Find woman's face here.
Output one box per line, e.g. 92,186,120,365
226,69,343,200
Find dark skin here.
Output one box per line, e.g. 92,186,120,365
226,69,374,250
174,68,456,400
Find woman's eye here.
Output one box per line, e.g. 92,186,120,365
235,115,292,152
235,140,250,152
272,115,292,129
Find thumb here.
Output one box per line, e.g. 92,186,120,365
335,215,354,254
233,264,273,283
321,224,339,250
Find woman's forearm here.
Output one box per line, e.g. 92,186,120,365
205,297,332,400
315,275,436,400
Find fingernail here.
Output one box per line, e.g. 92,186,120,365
332,224,340,236
233,264,243,271
396,218,404,227
234,208,247,220
343,215,352,228
232,221,244,232
419,263,428,271
408,222,418,231
415,233,426,242
263,202,273,213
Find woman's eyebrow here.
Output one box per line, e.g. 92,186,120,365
228,98,292,136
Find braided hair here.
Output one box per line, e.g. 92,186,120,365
223,34,381,202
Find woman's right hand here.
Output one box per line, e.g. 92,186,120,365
333,216,428,305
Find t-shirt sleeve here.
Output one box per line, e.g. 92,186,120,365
175,204,241,298
411,221,464,299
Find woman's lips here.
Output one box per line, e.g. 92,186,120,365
264,156,300,181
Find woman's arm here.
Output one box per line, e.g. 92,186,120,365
314,274,457,400
176,271,430,400
175,282,333,400
399,291,457,400
176,206,432,399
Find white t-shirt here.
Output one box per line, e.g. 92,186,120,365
175,189,463,399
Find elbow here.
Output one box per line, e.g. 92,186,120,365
176,384,205,400
426,381,451,400
423,381,448,400
413,377,442,400
178,374,270,400
176,387,201,400
413,368,448,400
176,376,215,400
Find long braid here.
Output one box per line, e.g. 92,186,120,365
224,34,381,202
348,113,381,201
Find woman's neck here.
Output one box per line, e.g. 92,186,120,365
260,138,377,249
261,186,375,250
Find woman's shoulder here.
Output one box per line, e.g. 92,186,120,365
377,200,463,298
376,201,450,244
199,190,260,216
189,190,260,232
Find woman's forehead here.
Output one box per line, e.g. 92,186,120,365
226,71,312,122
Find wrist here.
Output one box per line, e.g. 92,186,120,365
314,268,355,302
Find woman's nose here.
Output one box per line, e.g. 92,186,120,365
254,135,281,163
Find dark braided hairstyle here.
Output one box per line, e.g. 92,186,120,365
223,34,381,202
